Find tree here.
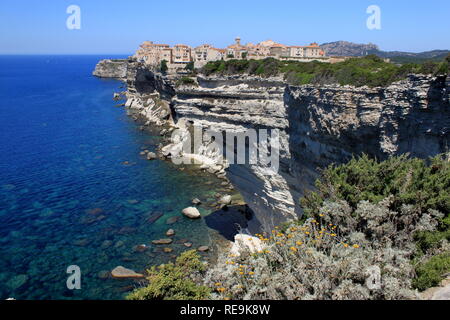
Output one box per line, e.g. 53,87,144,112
185,61,195,73
160,59,168,74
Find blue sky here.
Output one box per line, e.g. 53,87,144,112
0,0,449,54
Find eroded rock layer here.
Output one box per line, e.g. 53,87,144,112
123,61,450,227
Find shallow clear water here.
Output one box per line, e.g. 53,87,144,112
0,55,236,299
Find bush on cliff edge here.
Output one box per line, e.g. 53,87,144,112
205,154,449,299
201,54,449,87
126,250,210,300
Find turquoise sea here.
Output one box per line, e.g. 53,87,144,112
0,55,244,299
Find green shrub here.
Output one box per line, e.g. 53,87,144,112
160,59,168,74
175,76,198,87
300,153,449,292
200,54,449,87
413,253,450,291
204,154,448,299
206,207,421,300
185,61,195,73
301,154,450,216
126,250,210,300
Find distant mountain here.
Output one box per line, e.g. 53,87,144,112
320,41,380,57
320,41,449,63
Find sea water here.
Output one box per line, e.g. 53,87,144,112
0,55,240,299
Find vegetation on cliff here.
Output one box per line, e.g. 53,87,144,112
126,250,210,300
203,154,449,300
301,154,450,290
201,54,449,87
175,76,198,87
127,154,449,300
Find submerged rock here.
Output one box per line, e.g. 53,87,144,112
182,207,201,219
197,246,209,252
98,270,110,279
111,266,144,279
146,211,163,224
100,240,113,249
166,216,180,225
6,274,28,290
152,238,173,245
132,244,147,253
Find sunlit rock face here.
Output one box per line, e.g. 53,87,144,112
93,59,128,79
125,63,450,228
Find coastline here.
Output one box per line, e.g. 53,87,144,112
104,69,256,268
92,57,449,300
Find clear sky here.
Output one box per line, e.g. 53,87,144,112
1,0,449,54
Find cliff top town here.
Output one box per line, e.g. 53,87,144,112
133,37,349,72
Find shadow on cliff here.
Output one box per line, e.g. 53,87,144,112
204,204,262,241
394,75,450,158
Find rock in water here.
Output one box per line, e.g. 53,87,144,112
152,238,173,245
6,274,28,290
166,229,175,236
146,211,163,224
219,195,232,205
197,246,209,252
146,152,157,160
166,216,179,225
182,207,201,219
111,266,144,279
98,270,110,279
192,198,201,205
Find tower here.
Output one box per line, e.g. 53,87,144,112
235,37,241,46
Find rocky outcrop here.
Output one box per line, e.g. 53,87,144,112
124,60,174,126
420,276,450,300
286,74,450,175
93,59,128,79
182,207,201,219
118,61,449,228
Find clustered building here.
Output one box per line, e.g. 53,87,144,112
134,37,326,70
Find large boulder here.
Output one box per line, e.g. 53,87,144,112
182,207,201,219
218,195,232,205
111,266,144,279
146,152,157,160
421,276,450,300
230,234,264,256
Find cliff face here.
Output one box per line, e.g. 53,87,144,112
93,59,129,79
122,62,450,227
287,75,450,172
